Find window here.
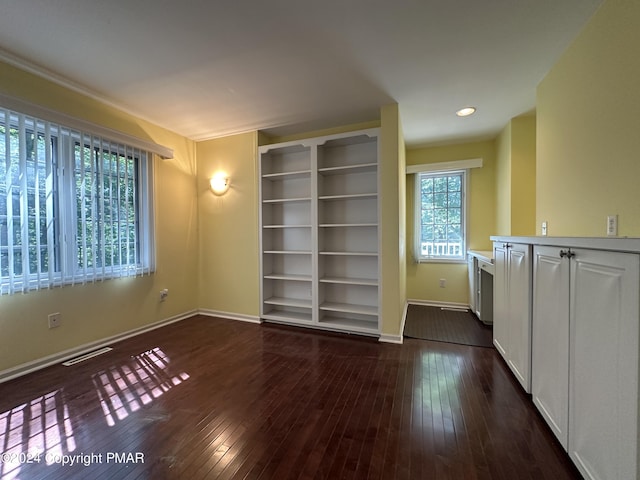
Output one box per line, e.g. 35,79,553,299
0,108,154,295
415,170,466,262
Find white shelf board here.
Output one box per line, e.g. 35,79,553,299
263,250,312,255
318,193,377,201
319,223,377,228
319,301,378,316
318,315,379,332
263,197,312,204
264,297,312,308
319,276,378,286
317,163,377,175
262,311,313,323
263,224,312,229
264,274,312,282
262,170,311,180
319,251,378,257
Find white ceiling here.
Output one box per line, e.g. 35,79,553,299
0,0,603,147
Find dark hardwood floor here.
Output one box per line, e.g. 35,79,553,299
0,316,580,480
403,305,494,347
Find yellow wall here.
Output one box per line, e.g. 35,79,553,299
494,115,536,236
537,0,640,236
379,104,406,338
0,61,401,373
510,115,536,235
495,123,512,235
398,116,407,332
406,140,496,304
196,133,260,318
0,61,199,373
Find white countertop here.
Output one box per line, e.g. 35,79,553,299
467,250,494,263
490,236,640,254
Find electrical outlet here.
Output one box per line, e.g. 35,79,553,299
439,278,446,288
541,221,548,236
607,215,618,236
160,289,169,301
48,312,61,329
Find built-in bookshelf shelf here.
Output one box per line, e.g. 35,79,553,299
264,250,312,255
263,224,312,229
263,310,313,323
319,223,377,228
319,301,378,316
263,197,312,204
320,276,378,286
318,193,377,201
264,273,312,282
319,251,377,256
264,296,312,308
262,169,311,180
259,128,380,336
318,162,377,175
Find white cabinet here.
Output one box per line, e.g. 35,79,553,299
468,255,477,313
259,129,380,336
493,241,532,392
532,246,570,448
467,250,494,323
532,246,639,480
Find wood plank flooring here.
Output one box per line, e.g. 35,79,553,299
403,305,494,347
0,316,581,480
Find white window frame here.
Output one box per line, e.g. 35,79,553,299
0,107,155,295
414,169,467,263
406,158,483,263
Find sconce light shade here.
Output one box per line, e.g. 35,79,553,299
210,173,230,195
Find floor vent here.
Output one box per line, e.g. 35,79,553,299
62,347,113,366
441,307,469,312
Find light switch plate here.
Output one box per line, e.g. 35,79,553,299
541,221,548,236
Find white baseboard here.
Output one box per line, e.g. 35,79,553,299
198,309,262,324
407,299,470,310
378,301,409,345
0,310,198,384
379,333,403,344
381,300,471,346
5,303,461,383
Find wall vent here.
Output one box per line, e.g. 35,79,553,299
62,347,113,366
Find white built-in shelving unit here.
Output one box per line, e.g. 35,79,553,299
259,129,380,336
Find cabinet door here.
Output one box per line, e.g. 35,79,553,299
507,243,532,392
569,249,639,480
492,243,508,357
532,246,569,448
468,255,476,313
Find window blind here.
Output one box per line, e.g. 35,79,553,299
1,107,154,295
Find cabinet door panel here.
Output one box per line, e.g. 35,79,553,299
569,249,639,480
468,255,476,313
507,244,532,392
532,246,569,448
492,244,508,357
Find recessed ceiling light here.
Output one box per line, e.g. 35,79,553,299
456,107,476,117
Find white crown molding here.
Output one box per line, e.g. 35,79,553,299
0,46,178,154
0,47,129,114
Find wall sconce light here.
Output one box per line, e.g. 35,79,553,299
210,173,230,195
